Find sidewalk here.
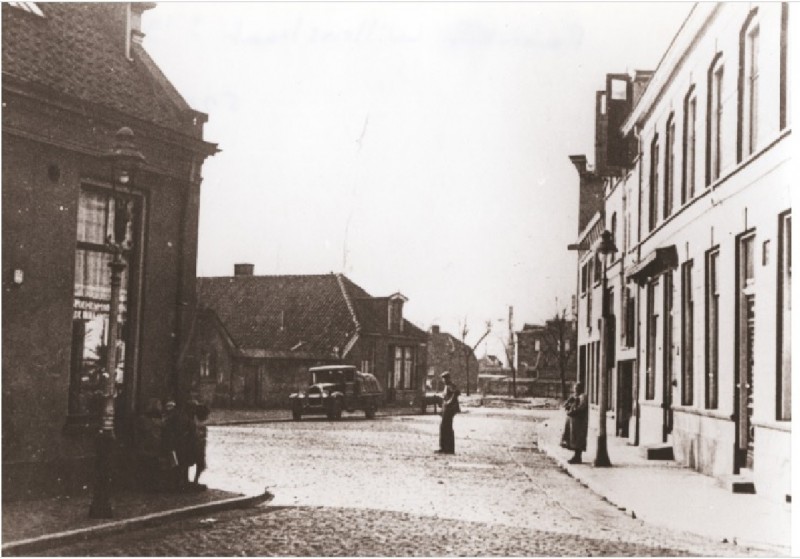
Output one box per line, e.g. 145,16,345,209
536,414,793,555
0,405,417,555
1,486,273,556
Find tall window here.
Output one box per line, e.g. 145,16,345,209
664,115,675,218
705,249,720,409
780,3,789,130
777,212,791,420
681,261,694,406
683,89,697,203
645,280,657,400
740,12,760,160
588,342,596,404
708,58,725,184
623,287,636,348
586,259,593,328
68,186,141,417
579,345,587,388
393,346,415,390
610,213,617,249
649,134,660,230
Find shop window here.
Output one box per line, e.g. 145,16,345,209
68,186,142,417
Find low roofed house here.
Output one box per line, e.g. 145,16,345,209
2,2,217,499
191,266,428,409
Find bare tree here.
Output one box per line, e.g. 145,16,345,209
497,336,518,398
459,318,492,396
541,308,576,399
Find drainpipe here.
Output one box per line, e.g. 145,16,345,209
634,126,643,447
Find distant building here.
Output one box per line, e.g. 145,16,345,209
2,3,217,499
426,326,478,394
571,3,791,501
190,267,428,409
515,318,577,399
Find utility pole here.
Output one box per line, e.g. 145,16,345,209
508,305,516,398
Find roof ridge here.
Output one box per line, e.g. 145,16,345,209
335,273,361,331
198,273,339,280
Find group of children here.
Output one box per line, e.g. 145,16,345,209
135,398,211,492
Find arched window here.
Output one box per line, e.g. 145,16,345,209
780,3,789,130
649,133,660,230
706,53,725,185
664,113,676,218
738,8,760,161
682,85,697,204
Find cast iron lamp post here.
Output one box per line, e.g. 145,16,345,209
594,229,617,468
89,127,145,519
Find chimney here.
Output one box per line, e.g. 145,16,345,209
234,263,254,277
595,90,609,176
632,70,655,106
126,2,156,59
431,325,440,335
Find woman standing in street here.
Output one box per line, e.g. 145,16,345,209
566,382,588,464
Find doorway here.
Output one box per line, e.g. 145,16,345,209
736,233,756,470
662,271,674,442
616,360,634,438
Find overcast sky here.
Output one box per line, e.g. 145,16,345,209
143,2,692,363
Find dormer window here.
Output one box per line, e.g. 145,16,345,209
387,293,408,333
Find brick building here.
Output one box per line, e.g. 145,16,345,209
190,267,428,409
515,318,577,399
2,3,217,499
425,326,479,395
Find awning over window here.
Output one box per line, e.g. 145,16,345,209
626,245,679,285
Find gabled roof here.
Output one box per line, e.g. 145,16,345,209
427,328,472,358
197,273,427,360
2,3,201,136
350,298,427,340
197,274,357,359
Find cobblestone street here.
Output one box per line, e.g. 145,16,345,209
43,411,767,556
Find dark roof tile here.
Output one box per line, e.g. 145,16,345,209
2,3,196,134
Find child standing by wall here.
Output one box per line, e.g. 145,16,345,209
192,403,211,490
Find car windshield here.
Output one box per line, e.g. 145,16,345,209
311,370,340,384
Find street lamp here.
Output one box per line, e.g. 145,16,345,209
89,127,145,519
594,230,617,468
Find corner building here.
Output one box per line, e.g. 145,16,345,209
2,3,217,498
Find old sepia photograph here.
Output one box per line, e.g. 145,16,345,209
1,1,795,556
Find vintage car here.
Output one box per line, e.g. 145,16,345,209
289,365,383,421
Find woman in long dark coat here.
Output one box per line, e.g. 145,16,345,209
566,382,588,464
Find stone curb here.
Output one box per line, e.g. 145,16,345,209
1,491,274,556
